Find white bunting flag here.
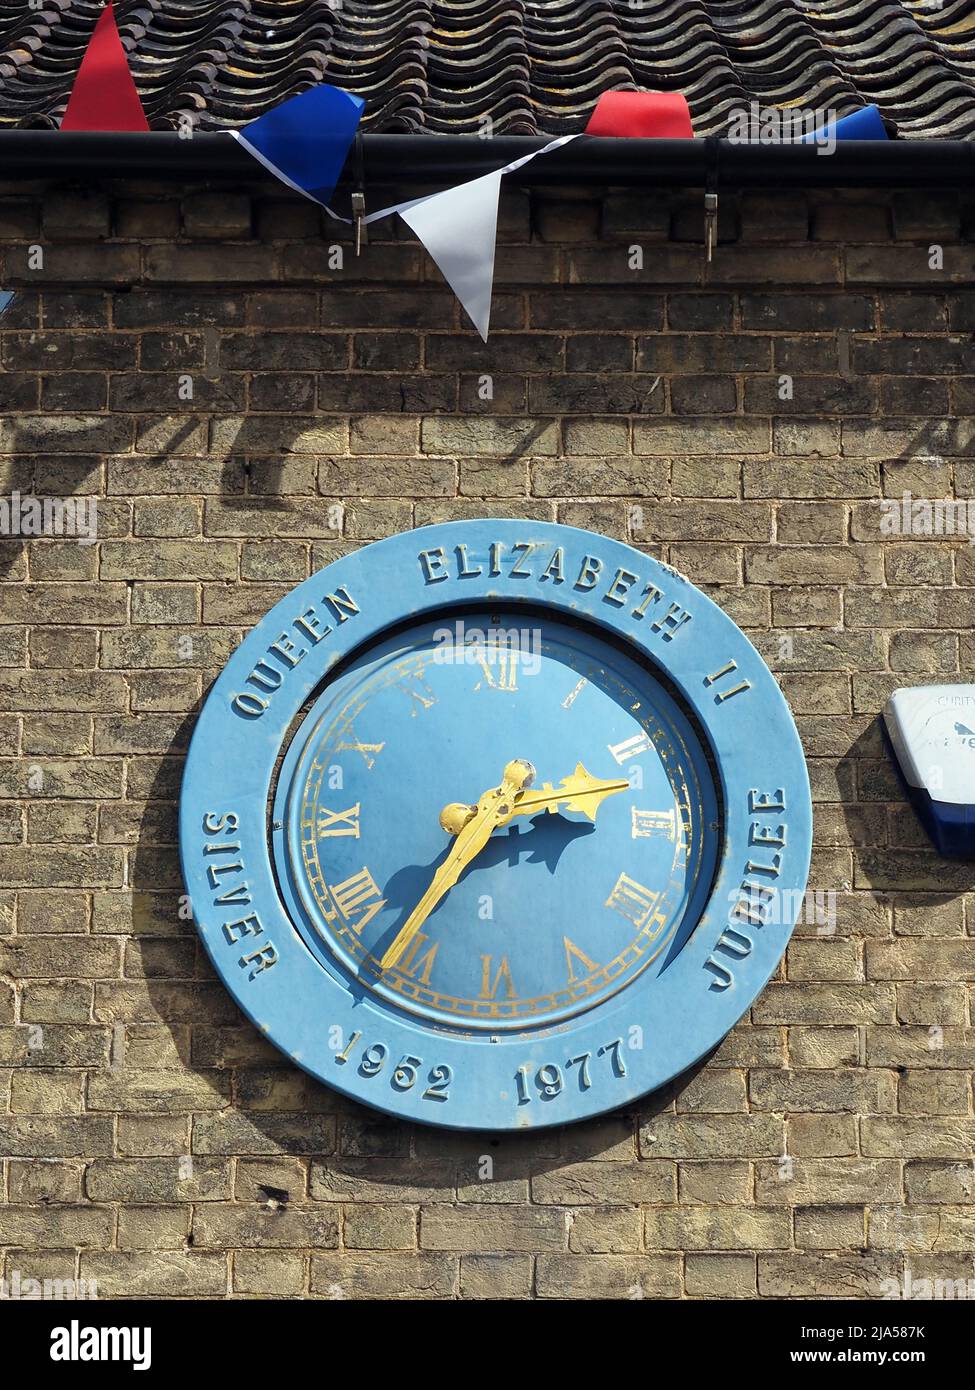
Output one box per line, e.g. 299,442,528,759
363,134,580,340
398,170,503,341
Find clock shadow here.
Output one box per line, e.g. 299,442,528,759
368,813,596,969
338,817,596,1006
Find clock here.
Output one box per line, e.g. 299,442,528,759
180,521,811,1129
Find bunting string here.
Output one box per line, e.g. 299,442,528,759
58,11,890,341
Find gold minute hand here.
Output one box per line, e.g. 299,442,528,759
497,763,629,825
379,759,535,972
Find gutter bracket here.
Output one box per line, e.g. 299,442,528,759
704,134,720,264
351,132,368,255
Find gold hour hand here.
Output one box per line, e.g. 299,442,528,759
498,763,629,825
379,759,534,972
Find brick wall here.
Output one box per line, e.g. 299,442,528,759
0,179,973,1300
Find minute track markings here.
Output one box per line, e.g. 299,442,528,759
297,660,706,1023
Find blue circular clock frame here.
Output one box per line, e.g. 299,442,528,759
180,520,812,1130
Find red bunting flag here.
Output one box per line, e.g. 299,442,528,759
586,91,693,139
61,3,149,132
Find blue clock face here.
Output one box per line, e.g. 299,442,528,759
272,608,719,1034
180,521,812,1130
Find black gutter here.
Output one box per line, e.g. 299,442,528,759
0,131,974,189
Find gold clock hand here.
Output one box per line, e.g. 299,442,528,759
498,763,629,825
379,759,535,972
440,764,629,833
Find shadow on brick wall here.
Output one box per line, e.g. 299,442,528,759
837,721,975,900
0,289,325,583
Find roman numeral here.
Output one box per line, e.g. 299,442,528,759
396,931,439,985
316,803,360,839
398,668,438,715
564,936,598,983
335,738,385,770
704,659,752,703
562,677,587,709
608,732,652,765
479,954,517,999
605,872,660,930
476,651,518,691
328,867,386,932
631,807,676,841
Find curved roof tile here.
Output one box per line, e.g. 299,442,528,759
0,0,972,136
